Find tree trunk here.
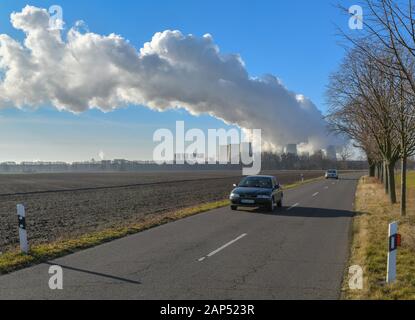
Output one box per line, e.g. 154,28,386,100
401,156,407,216
384,161,389,194
388,161,397,204
377,163,381,180
380,163,384,184
369,163,376,177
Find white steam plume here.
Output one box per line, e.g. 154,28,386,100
0,6,341,152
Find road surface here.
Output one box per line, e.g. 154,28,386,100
0,173,362,300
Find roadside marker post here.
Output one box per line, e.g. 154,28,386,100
387,222,401,284
17,204,29,254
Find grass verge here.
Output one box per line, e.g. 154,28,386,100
343,176,415,300
0,176,322,275
396,171,415,190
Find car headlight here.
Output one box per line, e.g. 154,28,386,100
230,193,240,199
257,194,272,199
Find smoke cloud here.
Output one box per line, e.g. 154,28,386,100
0,6,341,152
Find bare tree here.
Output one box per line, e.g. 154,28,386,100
338,0,415,214
326,45,401,204
389,73,415,215
340,144,353,162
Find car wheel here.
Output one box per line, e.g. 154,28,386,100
268,198,276,212
231,206,238,211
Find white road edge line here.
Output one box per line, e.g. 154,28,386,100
287,203,299,211
198,233,248,262
312,192,319,197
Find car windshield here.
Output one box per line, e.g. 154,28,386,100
328,170,337,174
238,177,273,189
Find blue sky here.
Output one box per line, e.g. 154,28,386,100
0,0,355,162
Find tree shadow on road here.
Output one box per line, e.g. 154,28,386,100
44,262,142,285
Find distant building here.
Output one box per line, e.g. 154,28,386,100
218,145,230,164
174,153,185,164
101,160,112,170
240,142,253,159
113,159,128,171
229,144,241,164
186,152,206,164
326,145,338,161
285,144,298,155
175,153,205,164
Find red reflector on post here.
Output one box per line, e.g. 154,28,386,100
397,234,402,247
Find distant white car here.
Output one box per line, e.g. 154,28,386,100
325,170,339,180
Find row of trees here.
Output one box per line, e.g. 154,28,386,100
261,151,368,171
327,0,415,216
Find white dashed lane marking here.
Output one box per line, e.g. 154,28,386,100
287,203,300,211
198,234,248,262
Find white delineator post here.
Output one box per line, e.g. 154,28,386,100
17,204,29,254
387,222,399,284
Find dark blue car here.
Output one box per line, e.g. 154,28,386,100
230,175,284,212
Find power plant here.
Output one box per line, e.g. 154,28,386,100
285,144,298,155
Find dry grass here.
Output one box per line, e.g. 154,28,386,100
343,175,415,300
397,171,415,189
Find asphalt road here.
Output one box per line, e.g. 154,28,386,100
0,173,362,300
